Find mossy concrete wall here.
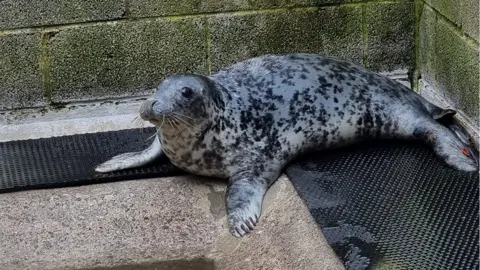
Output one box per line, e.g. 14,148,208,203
0,0,415,110
417,0,479,126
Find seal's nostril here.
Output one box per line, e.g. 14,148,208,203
147,100,158,110
140,100,159,120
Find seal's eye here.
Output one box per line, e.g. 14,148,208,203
181,87,193,98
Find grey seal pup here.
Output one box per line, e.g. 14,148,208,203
95,53,479,237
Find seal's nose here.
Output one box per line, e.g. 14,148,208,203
139,100,158,120
145,100,157,108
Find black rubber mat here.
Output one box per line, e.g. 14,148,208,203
1,128,478,269
0,127,185,193
285,140,479,270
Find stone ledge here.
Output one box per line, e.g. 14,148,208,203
0,175,344,270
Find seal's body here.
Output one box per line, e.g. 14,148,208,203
96,53,478,237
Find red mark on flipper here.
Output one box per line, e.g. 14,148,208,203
461,147,471,157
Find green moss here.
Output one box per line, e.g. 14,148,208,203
361,5,368,68
203,17,212,75
365,2,415,72
418,5,436,83
39,32,54,104
48,17,208,103
434,19,479,121
411,0,424,92
128,0,290,18
208,6,364,71
0,33,44,109
460,0,479,42
0,0,125,29
418,4,478,123
290,0,365,7
424,0,461,26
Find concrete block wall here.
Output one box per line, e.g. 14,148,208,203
417,0,479,126
0,0,415,111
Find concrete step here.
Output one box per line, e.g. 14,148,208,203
0,175,343,270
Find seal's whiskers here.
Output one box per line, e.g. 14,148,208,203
159,115,165,129
172,112,196,120
171,115,200,131
168,118,183,137
132,115,145,128
145,131,158,141
157,115,166,140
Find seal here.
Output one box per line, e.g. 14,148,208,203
95,53,479,237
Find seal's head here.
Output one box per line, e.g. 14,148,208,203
140,74,218,126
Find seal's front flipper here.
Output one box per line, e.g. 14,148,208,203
95,135,164,173
226,171,271,237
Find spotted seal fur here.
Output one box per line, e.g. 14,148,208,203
95,53,479,237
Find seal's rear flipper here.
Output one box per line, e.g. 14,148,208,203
95,135,164,173
421,100,479,167
420,97,457,120
431,107,457,121
441,117,479,167
429,107,479,166
414,119,478,172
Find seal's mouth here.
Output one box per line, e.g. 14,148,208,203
138,99,201,131
139,100,162,121
139,99,176,126
147,117,163,126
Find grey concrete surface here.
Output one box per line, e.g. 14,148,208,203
0,175,344,270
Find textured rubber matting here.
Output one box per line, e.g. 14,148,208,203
285,140,479,270
1,128,478,269
0,127,185,193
